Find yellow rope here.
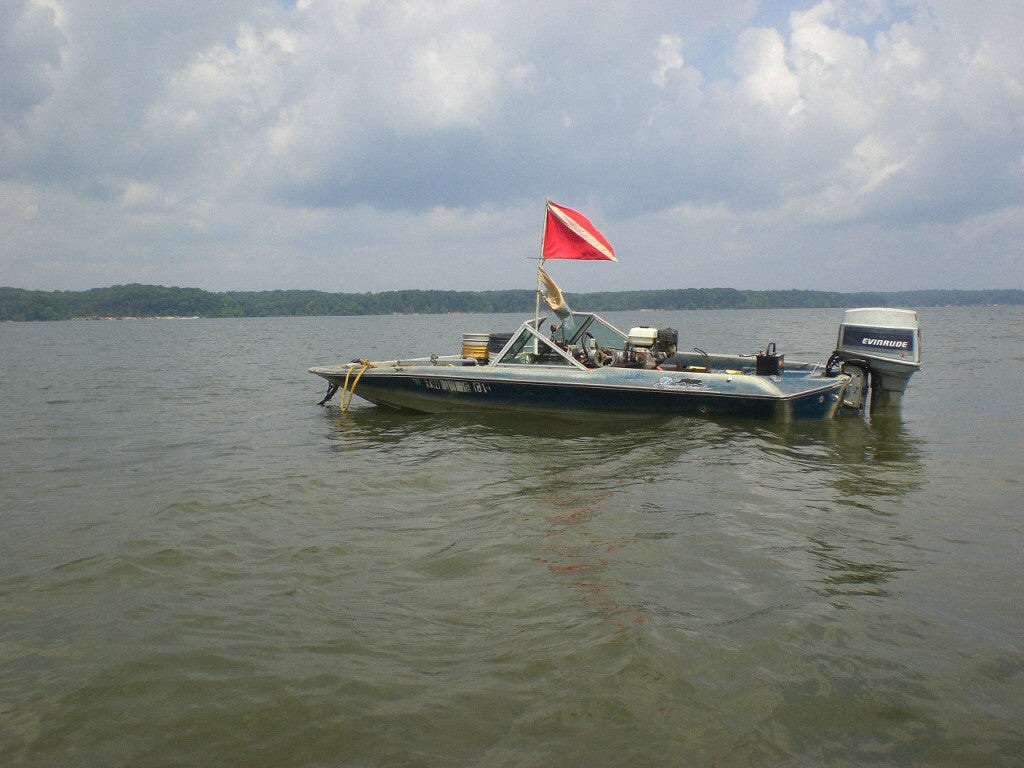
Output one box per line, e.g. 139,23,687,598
339,358,375,413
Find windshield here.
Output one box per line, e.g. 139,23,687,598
567,314,628,349
496,325,580,367
493,313,629,369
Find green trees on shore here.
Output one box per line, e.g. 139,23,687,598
1,283,1020,322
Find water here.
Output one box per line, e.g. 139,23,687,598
1,307,1021,766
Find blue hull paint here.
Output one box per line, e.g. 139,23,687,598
320,369,844,421
310,310,852,422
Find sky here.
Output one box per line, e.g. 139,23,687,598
1,0,1022,294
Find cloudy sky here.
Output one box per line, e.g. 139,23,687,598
1,0,1022,293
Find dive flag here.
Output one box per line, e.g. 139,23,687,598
542,201,617,262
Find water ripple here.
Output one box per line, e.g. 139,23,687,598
1,309,1021,766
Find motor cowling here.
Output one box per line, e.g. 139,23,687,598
834,308,921,412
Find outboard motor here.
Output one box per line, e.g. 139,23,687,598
831,308,921,413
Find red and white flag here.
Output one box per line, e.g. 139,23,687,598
541,200,617,262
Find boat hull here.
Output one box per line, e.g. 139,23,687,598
310,366,848,421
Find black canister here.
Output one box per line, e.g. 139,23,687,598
488,332,514,354
756,342,784,375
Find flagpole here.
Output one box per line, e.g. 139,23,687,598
534,199,549,345
535,269,544,330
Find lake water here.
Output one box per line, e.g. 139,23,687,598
1,306,1021,766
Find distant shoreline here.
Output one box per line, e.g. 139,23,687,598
68,315,202,321
2,284,1021,322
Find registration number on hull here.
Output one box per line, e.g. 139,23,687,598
421,379,492,394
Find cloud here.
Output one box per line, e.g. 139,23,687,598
652,34,686,88
0,0,65,138
733,26,805,115
0,0,1022,292
647,0,1024,230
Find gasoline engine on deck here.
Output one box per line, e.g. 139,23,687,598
624,326,678,369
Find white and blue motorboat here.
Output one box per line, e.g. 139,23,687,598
309,306,921,421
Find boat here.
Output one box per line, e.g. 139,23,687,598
309,202,921,421
309,306,921,421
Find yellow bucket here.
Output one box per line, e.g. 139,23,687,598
462,333,490,361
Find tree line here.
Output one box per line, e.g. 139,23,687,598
1,283,1021,322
